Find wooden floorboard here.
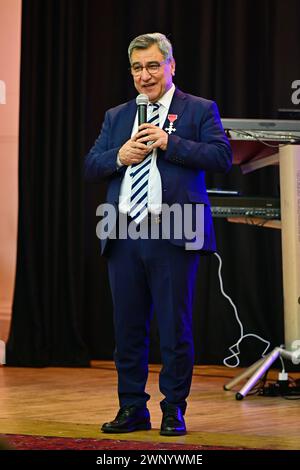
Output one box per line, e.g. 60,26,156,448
0,361,299,450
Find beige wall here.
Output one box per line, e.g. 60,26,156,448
0,0,22,342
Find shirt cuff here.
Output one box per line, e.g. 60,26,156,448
116,153,124,168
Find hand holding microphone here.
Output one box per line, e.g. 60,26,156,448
118,94,168,165
134,93,168,151
118,94,150,166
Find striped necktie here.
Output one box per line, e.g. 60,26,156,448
129,103,160,224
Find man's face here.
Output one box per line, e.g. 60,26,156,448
130,44,175,103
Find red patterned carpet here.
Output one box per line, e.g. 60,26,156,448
0,434,247,450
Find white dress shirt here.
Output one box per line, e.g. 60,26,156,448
118,83,176,215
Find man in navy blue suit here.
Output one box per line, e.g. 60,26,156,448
85,32,232,436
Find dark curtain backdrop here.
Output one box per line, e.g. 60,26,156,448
6,0,300,367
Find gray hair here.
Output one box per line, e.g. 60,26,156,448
128,32,174,64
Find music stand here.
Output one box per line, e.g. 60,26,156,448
224,346,300,400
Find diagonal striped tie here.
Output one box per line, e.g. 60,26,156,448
129,103,160,224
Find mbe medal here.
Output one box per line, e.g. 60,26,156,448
164,114,177,134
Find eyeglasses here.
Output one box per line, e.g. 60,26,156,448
130,60,169,77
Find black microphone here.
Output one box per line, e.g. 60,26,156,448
136,94,149,125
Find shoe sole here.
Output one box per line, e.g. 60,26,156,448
160,430,187,436
101,422,151,433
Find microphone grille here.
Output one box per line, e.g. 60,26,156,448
136,94,149,106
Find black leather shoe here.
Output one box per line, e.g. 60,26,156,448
101,405,151,433
160,404,187,436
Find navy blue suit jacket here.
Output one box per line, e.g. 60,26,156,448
84,88,232,254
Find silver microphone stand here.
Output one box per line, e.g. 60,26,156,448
224,346,300,400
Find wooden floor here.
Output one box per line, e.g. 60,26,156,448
0,361,300,450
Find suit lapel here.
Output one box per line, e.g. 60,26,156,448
162,87,187,131
119,99,137,142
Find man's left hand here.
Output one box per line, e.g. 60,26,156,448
133,123,169,151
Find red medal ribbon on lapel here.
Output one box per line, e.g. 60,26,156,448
167,114,178,123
